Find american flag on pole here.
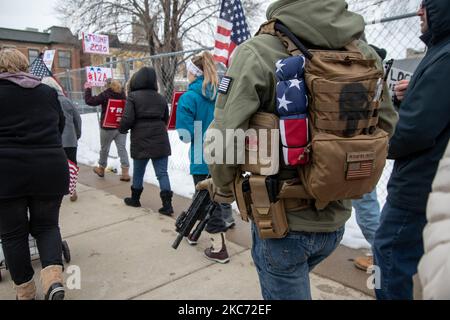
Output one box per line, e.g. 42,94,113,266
213,0,251,67
29,53,52,79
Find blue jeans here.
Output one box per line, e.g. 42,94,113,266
373,200,427,300
132,157,171,192
352,189,380,247
251,223,344,300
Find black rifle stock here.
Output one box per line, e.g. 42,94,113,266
172,189,217,249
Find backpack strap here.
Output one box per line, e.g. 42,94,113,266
257,20,313,59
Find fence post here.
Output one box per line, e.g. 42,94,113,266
123,60,130,86
65,69,72,98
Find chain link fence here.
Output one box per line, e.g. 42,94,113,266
57,1,426,207
54,48,208,114
347,0,424,207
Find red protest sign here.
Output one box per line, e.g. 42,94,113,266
102,99,126,129
168,91,185,130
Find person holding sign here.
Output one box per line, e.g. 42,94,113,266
119,67,173,216
84,79,130,181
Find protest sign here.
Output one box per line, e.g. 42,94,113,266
102,99,126,129
82,32,110,55
43,50,55,70
168,91,185,130
387,66,414,98
86,66,113,87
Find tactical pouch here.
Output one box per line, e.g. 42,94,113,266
278,179,313,212
299,127,389,208
249,175,288,239
241,112,280,176
233,173,252,222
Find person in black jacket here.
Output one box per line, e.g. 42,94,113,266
373,0,450,300
84,79,130,181
0,48,68,300
119,67,173,215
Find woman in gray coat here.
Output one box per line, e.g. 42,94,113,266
42,77,82,201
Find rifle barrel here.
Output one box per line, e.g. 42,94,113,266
172,234,183,250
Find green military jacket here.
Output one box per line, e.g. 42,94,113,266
206,0,398,232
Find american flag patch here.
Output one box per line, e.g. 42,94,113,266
346,160,373,180
345,152,375,180
218,76,233,94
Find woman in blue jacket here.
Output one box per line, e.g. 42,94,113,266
176,51,234,264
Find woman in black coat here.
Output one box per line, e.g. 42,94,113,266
0,49,68,300
119,67,173,215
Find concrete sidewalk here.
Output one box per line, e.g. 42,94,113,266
0,167,373,300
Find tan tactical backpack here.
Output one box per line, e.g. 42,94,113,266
258,20,389,209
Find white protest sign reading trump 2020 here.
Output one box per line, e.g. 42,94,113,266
82,32,110,55
85,66,113,87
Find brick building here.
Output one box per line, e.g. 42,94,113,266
0,26,81,74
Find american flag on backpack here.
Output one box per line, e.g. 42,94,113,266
68,160,79,196
29,53,52,79
213,0,251,67
275,56,310,167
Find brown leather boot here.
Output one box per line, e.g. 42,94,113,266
15,278,36,300
40,265,65,300
93,166,105,177
120,166,131,181
70,190,78,202
354,255,374,271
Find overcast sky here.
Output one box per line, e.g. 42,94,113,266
0,0,61,31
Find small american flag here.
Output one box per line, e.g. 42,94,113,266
29,53,52,79
68,160,79,196
213,0,251,67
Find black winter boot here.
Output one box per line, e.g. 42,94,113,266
124,187,143,207
159,190,174,216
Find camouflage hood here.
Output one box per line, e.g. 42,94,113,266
266,0,365,49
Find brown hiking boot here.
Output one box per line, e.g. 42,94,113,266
120,166,131,182
204,233,230,264
40,265,65,300
93,166,105,177
15,278,36,300
354,255,374,271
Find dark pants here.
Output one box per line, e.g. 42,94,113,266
373,200,427,300
0,196,63,285
64,147,77,165
192,175,233,234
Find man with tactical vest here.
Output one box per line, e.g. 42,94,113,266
198,0,398,300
